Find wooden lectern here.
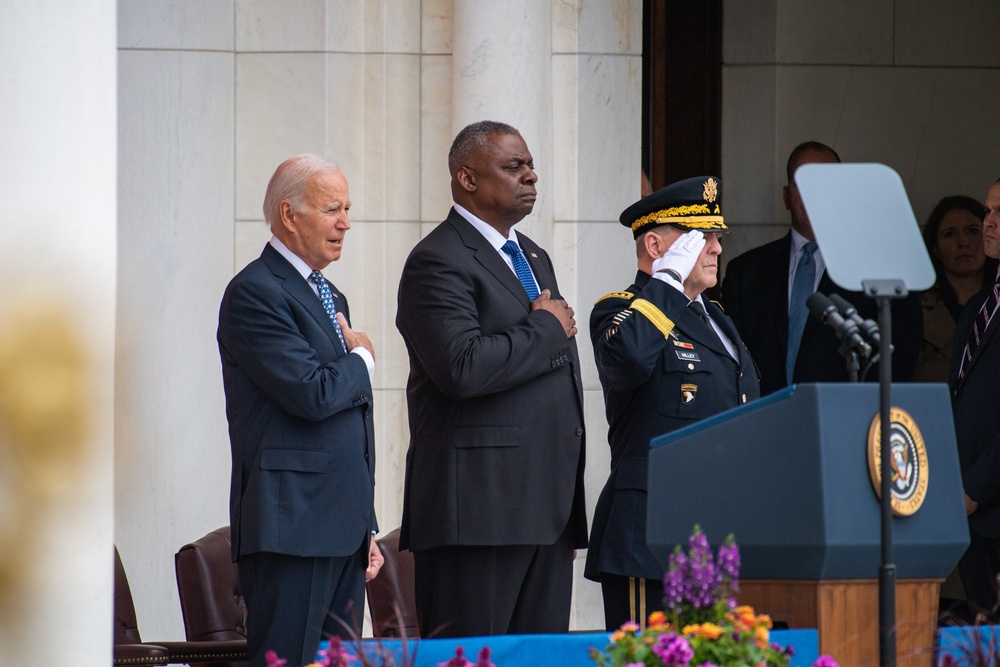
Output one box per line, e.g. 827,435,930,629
647,384,968,667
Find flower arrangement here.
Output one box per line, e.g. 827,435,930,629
590,526,838,667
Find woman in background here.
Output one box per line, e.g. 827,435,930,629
915,195,996,383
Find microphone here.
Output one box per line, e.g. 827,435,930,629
806,292,872,358
828,293,881,348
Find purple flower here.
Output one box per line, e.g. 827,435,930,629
475,646,495,667
652,633,694,666
319,637,355,667
717,538,740,591
812,655,839,667
439,646,471,667
264,651,287,667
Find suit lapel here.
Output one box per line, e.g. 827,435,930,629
448,211,535,309
261,244,347,356
769,234,793,351
668,293,728,358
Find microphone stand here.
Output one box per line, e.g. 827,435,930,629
863,278,906,667
842,347,860,383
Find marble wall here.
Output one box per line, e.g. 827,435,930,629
721,0,1000,268
116,0,236,641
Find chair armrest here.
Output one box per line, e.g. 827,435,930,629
156,639,248,663
113,642,170,666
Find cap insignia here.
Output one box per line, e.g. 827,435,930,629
703,177,718,203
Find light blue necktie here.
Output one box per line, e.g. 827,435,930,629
308,270,348,353
786,242,817,384
501,240,540,302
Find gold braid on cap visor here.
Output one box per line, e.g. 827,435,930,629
630,204,726,232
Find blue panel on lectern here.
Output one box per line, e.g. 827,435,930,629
646,383,968,580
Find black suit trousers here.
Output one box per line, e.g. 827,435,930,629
412,524,575,638
239,541,368,667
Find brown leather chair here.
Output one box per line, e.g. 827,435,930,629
114,546,247,667
365,528,419,638
174,527,248,667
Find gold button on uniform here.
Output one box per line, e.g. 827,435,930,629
688,363,694,370
741,394,747,403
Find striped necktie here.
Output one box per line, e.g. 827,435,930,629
308,271,349,353
957,279,1000,383
501,240,540,302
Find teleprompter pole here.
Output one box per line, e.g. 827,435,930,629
865,279,906,667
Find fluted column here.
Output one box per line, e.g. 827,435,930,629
452,0,553,245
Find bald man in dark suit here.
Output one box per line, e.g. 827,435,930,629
396,121,588,637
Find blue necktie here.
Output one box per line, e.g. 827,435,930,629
786,242,817,384
501,240,540,302
308,271,348,353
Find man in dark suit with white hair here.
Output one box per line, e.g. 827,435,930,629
218,154,383,666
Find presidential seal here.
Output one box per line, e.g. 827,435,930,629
866,407,929,516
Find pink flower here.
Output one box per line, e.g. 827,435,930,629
813,655,839,667
476,646,495,667
264,650,287,667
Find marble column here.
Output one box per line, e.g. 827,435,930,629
0,2,117,665
451,0,553,246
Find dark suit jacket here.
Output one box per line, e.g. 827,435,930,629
585,272,760,580
395,209,588,552
721,232,922,396
218,243,377,560
949,285,1000,539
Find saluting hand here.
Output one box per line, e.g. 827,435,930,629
337,312,375,359
531,289,577,338
652,230,705,283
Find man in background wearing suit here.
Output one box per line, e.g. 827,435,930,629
721,141,921,395
586,177,760,630
949,178,1000,621
218,155,383,667
396,121,588,637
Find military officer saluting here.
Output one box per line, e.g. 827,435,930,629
585,176,761,631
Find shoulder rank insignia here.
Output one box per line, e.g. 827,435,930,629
595,290,635,305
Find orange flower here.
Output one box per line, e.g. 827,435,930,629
682,623,724,639
755,625,770,644
610,630,625,643
757,613,773,629
648,611,667,627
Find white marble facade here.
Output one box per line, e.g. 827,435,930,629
110,0,1000,645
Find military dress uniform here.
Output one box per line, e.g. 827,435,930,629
585,176,761,630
